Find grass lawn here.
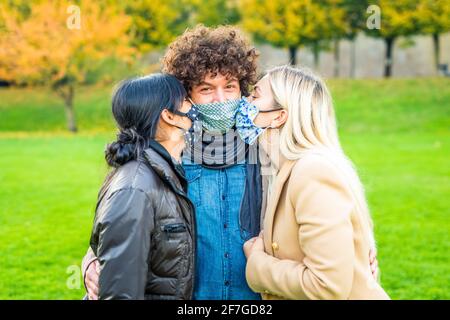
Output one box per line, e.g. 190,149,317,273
0,78,449,299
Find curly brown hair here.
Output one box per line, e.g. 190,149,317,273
162,25,259,97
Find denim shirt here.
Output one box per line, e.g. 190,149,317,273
183,162,262,300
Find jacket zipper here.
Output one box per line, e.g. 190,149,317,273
161,223,187,233
170,187,196,299
143,153,196,299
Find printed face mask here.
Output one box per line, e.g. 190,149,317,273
235,97,282,145
173,104,201,147
193,99,241,134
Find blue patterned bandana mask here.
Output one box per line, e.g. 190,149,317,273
235,97,283,145
193,99,241,134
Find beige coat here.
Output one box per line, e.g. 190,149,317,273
246,153,390,300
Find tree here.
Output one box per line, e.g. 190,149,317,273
190,0,240,26
340,0,369,77
239,0,346,68
0,1,134,132
365,0,419,77
122,0,194,53
302,0,348,70
416,0,450,73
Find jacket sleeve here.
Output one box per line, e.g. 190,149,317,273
246,158,355,300
96,188,154,300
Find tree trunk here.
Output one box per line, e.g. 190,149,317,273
289,46,297,66
384,37,394,78
433,33,440,73
55,84,77,132
64,85,77,132
350,38,356,78
312,42,320,69
333,39,340,78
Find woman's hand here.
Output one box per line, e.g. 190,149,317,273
85,260,100,300
243,231,264,259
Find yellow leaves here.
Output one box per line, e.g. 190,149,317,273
240,0,286,46
126,0,194,51
415,0,450,34
0,0,135,86
240,0,348,48
371,0,420,38
241,0,450,49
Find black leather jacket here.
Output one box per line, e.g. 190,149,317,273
89,141,196,299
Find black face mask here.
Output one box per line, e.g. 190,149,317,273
172,105,201,147
173,104,200,123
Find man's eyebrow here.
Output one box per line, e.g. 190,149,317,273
197,81,214,87
226,78,239,84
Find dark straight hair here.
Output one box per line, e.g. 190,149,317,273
105,73,187,168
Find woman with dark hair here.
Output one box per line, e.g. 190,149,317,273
87,73,199,299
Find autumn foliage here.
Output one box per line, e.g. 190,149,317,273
0,1,134,131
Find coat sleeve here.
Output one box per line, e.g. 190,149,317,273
96,188,154,300
246,158,355,300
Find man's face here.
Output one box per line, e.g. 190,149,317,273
189,72,241,104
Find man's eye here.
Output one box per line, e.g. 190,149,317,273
201,88,212,92
226,85,237,89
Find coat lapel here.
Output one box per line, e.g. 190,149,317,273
263,160,296,255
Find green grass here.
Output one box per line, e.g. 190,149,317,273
0,134,111,299
0,78,449,299
0,85,115,132
342,133,449,299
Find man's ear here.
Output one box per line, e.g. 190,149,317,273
271,109,288,128
160,109,177,126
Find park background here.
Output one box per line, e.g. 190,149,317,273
0,0,449,299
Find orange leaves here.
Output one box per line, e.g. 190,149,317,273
0,0,135,86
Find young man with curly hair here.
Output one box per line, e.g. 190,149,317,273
162,25,262,300
82,25,263,300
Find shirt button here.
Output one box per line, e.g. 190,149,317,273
224,253,229,258
223,223,228,229
272,242,279,251
224,281,230,286
222,195,226,200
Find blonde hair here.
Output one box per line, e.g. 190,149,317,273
267,65,375,248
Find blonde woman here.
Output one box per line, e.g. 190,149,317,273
236,65,389,300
